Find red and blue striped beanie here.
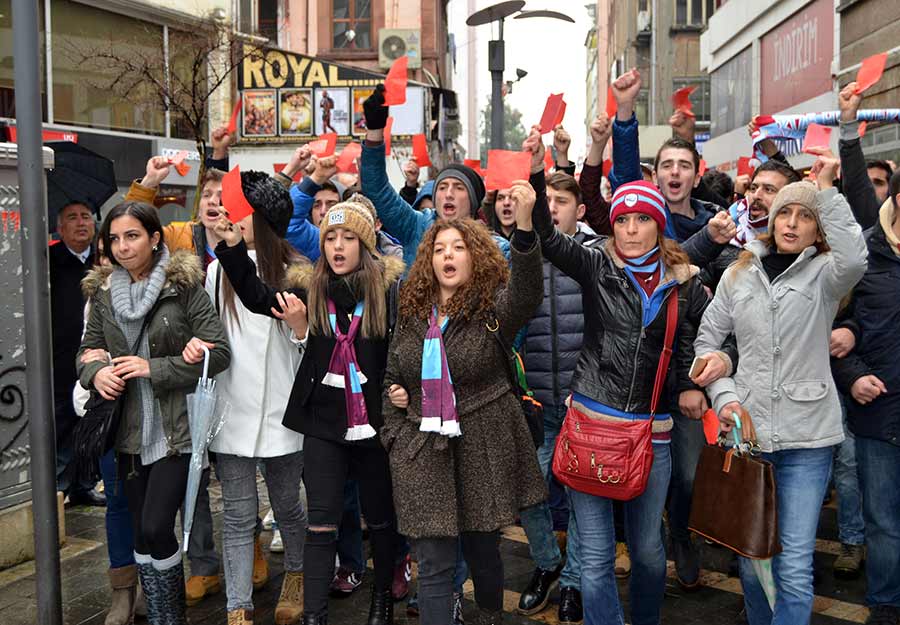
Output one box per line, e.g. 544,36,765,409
610,181,668,233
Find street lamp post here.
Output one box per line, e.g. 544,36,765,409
466,2,574,150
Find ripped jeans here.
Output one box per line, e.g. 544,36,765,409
302,436,398,615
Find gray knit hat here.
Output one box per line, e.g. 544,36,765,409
768,181,822,231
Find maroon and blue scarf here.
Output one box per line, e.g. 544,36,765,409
323,299,375,441
420,307,460,437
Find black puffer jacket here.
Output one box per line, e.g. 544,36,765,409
831,213,900,446
523,225,595,409
530,171,709,414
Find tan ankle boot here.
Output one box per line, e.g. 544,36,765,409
274,571,304,625
105,565,137,625
228,608,254,625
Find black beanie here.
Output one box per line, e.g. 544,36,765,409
434,164,486,214
240,170,293,238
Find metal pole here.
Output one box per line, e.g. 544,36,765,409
488,19,505,149
11,1,63,624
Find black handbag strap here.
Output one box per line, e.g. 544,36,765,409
487,318,521,393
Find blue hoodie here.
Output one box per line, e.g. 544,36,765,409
412,180,435,211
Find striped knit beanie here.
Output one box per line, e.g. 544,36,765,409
610,181,668,233
319,201,377,254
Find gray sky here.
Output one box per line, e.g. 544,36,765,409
448,0,593,163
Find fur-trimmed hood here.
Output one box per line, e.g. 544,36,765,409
602,237,699,284
284,254,406,291
81,249,204,299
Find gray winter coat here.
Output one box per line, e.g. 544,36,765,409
694,187,867,452
524,223,595,409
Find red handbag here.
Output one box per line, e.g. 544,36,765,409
552,288,678,501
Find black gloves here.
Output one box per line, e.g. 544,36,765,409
363,84,389,131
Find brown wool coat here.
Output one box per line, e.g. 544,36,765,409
381,239,548,538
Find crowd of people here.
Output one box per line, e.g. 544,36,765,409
45,67,900,625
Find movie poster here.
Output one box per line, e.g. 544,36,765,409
279,89,313,136
352,87,376,136
314,88,350,136
242,90,277,137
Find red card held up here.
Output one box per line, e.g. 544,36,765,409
858,121,868,138
539,93,565,134
606,86,617,118
336,142,362,174
484,150,531,191
412,134,432,167
383,56,409,106
602,159,613,178
384,116,394,155
554,101,567,128
544,148,554,173
226,98,242,135
854,52,888,95
672,86,696,117
273,163,302,182
737,157,755,178
698,159,708,177
222,166,254,224
702,408,720,445
802,123,833,154
174,162,191,177
309,133,338,158
463,159,483,176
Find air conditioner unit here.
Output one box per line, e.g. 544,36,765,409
378,29,422,69
637,10,651,32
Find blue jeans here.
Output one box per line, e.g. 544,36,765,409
570,443,671,625
100,450,135,569
833,399,865,545
217,452,307,611
739,446,834,625
520,403,581,589
667,410,706,544
856,436,900,608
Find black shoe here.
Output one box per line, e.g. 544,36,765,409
673,538,701,591
302,612,329,625
558,587,583,625
516,564,562,615
67,488,106,507
866,605,900,625
366,588,393,625
452,592,465,625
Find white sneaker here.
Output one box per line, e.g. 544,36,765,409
262,508,275,531
270,528,284,553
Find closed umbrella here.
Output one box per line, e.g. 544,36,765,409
45,141,117,229
182,345,229,551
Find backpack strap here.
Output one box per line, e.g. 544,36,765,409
387,278,401,337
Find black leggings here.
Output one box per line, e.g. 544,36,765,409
415,531,503,624
303,436,398,615
119,453,190,561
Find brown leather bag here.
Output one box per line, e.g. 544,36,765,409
688,409,782,559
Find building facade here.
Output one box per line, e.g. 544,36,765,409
835,0,900,163
700,0,841,171
602,0,717,160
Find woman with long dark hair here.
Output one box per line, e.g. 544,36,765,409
212,196,404,625
523,127,710,625
77,201,230,624
194,172,310,625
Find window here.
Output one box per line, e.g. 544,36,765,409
333,0,372,50
237,0,282,43
673,77,711,123
51,0,165,135
0,0,47,121
674,0,715,26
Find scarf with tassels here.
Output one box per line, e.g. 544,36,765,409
420,307,460,437
323,299,375,441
